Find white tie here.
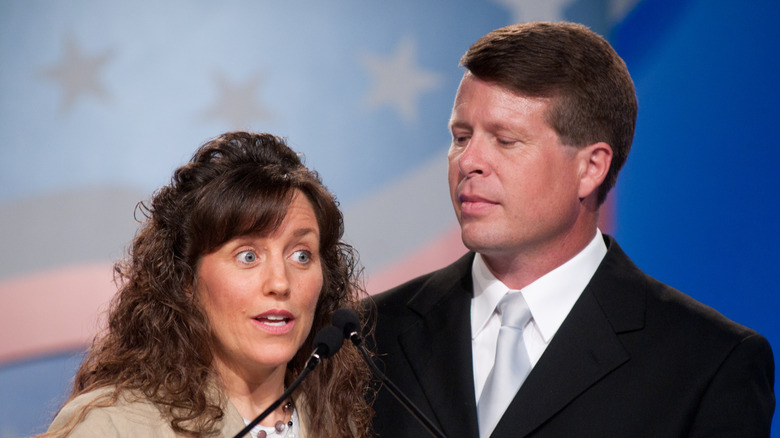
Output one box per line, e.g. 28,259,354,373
477,292,532,438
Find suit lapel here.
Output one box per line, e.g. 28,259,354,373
397,253,481,438
492,290,629,437
491,236,646,437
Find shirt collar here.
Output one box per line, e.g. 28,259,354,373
471,251,509,337
471,229,607,341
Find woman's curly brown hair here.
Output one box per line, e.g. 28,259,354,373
45,132,373,437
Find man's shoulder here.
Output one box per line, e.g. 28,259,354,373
371,252,474,309
647,274,761,342
599,235,763,344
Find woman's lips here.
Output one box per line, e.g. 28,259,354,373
256,315,288,327
253,310,294,333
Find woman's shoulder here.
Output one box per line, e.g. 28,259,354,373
47,386,172,437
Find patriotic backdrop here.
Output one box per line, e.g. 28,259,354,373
1,1,778,436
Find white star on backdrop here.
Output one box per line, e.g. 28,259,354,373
360,36,443,124
40,35,114,112
491,0,578,22
202,72,272,129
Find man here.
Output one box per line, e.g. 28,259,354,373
368,22,775,437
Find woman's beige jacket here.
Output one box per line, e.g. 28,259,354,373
46,386,309,437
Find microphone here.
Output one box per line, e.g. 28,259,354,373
332,307,362,345
233,325,344,438
332,308,448,438
306,323,344,368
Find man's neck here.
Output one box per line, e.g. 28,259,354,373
481,227,598,290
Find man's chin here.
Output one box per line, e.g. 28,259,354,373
460,230,497,254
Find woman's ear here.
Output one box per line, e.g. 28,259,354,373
577,142,613,200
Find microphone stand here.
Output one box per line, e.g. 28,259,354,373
233,325,343,438
349,332,448,438
232,352,321,438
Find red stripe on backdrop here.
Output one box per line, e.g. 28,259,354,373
0,196,614,364
0,263,116,365
366,225,468,295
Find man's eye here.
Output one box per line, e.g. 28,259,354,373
452,135,470,146
237,250,257,264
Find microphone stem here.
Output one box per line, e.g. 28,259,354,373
352,334,448,438
232,355,318,438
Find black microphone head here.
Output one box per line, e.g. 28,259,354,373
312,325,344,359
332,308,361,339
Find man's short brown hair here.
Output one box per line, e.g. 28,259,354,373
461,21,637,205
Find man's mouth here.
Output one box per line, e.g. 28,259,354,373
459,193,498,214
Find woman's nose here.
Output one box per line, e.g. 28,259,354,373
262,258,291,297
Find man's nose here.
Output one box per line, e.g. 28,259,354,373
457,135,489,177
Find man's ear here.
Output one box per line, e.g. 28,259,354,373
577,142,613,200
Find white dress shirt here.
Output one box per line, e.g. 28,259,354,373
471,230,608,400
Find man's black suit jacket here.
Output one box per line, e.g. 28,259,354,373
368,235,775,437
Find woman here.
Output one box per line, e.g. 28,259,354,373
43,132,373,437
